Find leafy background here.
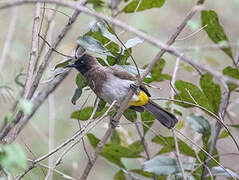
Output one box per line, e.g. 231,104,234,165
0,0,239,179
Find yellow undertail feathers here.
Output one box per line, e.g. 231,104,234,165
130,91,149,106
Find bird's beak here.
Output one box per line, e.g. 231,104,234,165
66,62,76,68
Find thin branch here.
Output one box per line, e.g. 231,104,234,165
45,94,55,180
0,0,88,144
0,1,239,85
174,128,236,180
27,159,78,180
54,98,100,166
38,34,73,58
170,56,186,180
201,81,230,180
80,1,205,179
152,98,239,151
176,24,208,41
17,101,116,179
140,121,236,179
134,0,142,12
23,1,41,98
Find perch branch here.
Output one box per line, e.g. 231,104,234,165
80,0,205,179
0,0,238,85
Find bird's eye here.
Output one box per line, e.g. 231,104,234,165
80,60,84,64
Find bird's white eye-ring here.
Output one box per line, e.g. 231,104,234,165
80,60,84,64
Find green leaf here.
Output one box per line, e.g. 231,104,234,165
106,48,132,66
200,73,221,114
114,170,126,180
211,166,239,178
87,133,141,168
186,114,211,144
71,87,82,105
71,107,93,121
124,37,143,49
110,130,121,144
87,133,100,148
96,22,119,45
142,156,192,175
152,136,195,157
18,99,33,115
144,59,171,83
75,73,87,88
96,99,107,112
175,120,184,130
128,140,144,154
120,65,151,78
201,10,233,59
77,35,114,56
229,124,239,128
219,130,229,139
0,143,27,171
123,0,165,13
54,59,72,69
196,143,219,175
131,169,167,179
71,73,88,105
175,80,214,111
86,29,119,53
223,66,239,92
96,57,108,66
123,109,137,122
140,111,155,133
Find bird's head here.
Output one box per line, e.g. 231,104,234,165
67,54,97,74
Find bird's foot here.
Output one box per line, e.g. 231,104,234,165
110,112,119,127
130,83,139,92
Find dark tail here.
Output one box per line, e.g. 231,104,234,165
143,100,178,129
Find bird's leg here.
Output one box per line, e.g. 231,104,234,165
110,103,120,127
130,83,140,95
110,111,119,127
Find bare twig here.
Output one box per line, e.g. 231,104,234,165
0,7,18,73
170,56,186,179
38,34,73,58
139,120,236,179
1,68,70,144
23,1,41,98
201,81,230,180
134,0,142,12
176,24,208,41
45,94,55,180
27,159,78,180
54,98,100,166
152,97,239,151
0,0,88,144
174,128,236,180
17,101,116,179
80,1,205,179
0,0,239,86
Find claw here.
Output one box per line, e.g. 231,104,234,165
110,112,119,127
130,83,139,91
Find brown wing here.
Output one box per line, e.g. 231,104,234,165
107,66,151,97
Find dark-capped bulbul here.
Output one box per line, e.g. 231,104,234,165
67,54,178,129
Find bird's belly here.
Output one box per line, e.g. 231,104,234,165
100,77,138,105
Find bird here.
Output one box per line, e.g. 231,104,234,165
67,53,178,129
